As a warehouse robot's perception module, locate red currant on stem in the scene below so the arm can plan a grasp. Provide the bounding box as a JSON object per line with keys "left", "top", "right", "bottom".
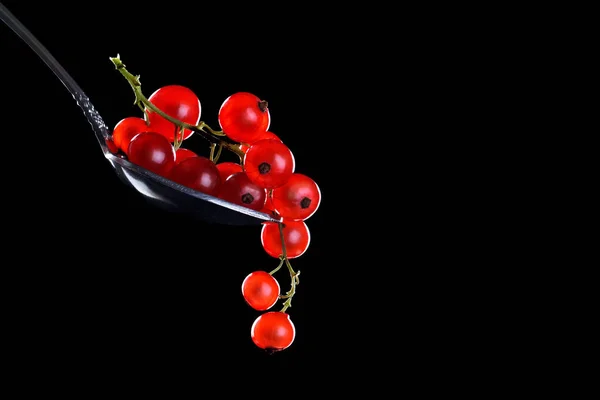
{"left": 272, "top": 173, "right": 321, "bottom": 220}
{"left": 218, "top": 92, "right": 271, "bottom": 143}
{"left": 109, "top": 55, "right": 244, "bottom": 158}
{"left": 251, "top": 311, "right": 295, "bottom": 352}
{"left": 266, "top": 222, "right": 302, "bottom": 312}
{"left": 241, "top": 271, "right": 280, "bottom": 311}
{"left": 219, "top": 172, "right": 267, "bottom": 211}
{"left": 244, "top": 139, "right": 295, "bottom": 189}
{"left": 147, "top": 85, "right": 201, "bottom": 142}
{"left": 262, "top": 219, "right": 310, "bottom": 259}
{"left": 110, "top": 55, "right": 315, "bottom": 352}
{"left": 249, "top": 221, "right": 301, "bottom": 353}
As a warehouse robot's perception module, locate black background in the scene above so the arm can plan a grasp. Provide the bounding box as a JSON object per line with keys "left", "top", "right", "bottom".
{"left": 0, "top": 1, "right": 347, "bottom": 372}
{"left": 0, "top": 0, "right": 514, "bottom": 388}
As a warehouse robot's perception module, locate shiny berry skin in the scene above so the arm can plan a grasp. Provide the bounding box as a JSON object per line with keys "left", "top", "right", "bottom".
{"left": 220, "top": 172, "right": 267, "bottom": 211}
{"left": 175, "top": 148, "right": 197, "bottom": 164}
{"left": 216, "top": 162, "right": 243, "bottom": 182}
{"left": 128, "top": 131, "right": 175, "bottom": 177}
{"left": 218, "top": 92, "right": 270, "bottom": 143}
{"left": 261, "top": 220, "right": 310, "bottom": 259}
{"left": 112, "top": 117, "right": 148, "bottom": 154}
{"left": 147, "top": 85, "right": 201, "bottom": 142}
{"left": 244, "top": 139, "right": 295, "bottom": 189}
{"left": 251, "top": 312, "right": 295, "bottom": 352}
{"left": 168, "top": 156, "right": 221, "bottom": 196}
{"left": 240, "top": 131, "right": 281, "bottom": 154}
{"left": 105, "top": 138, "right": 119, "bottom": 155}
{"left": 241, "top": 271, "right": 280, "bottom": 311}
{"left": 272, "top": 174, "right": 321, "bottom": 220}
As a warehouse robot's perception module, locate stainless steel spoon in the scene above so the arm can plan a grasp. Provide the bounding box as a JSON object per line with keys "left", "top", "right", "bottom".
{"left": 0, "top": 3, "right": 280, "bottom": 226}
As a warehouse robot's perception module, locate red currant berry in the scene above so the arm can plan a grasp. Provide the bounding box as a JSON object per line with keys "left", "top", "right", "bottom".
{"left": 105, "top": 138, "right": 119, "bottom": 155}
{"left": 218, "top": 92, "right": 270, "bottom": 143}
{"left": 261, "top": 220, "right": 310, "bottom": 259}
{"left": 168, "top": 156, "right": 221, "bottom": 196}
{"left": 175, "top": 148, "right": 197, "bottom": 164}
{"left": 128, "top": 131, "right": 175, "bottom": 177}
{"left": 219, "top": 172, "right": 267, "bottom": 211}
{"left": 240, "top": 131, "right": 281, "bottom": 154}
{"left": 147, "top": 85, "right": 201, "bottom": 142}
{"left": 272, "top": 174, "right": 321, "bottom": 220}
{"left": 244, "top": 139, "right": 295, "bottom": 189}
{"left": 216, "top": 162, "right": 243, "bottom": 182}
{"left": 251, "top": 312, "right": 295, "bottom": 352}
{"left": 241, "top": 271, "right": 280, "bottom": 311}
{"left": 112, "top": 117, "right": 148, "bottom": 154}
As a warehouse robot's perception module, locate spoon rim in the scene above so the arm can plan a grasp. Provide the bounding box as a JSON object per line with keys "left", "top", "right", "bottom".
{"left": 102, "top": 145, "right": 281, "bottom": 224}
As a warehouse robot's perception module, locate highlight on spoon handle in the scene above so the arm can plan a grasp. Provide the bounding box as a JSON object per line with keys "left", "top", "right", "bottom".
{"left": 0, "top": 2, "right": 110, "bottom": 147}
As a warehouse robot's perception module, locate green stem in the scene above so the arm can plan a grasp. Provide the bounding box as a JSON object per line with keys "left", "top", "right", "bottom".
{"left": 198, "top": 121, "right": 226, "bottom": 137}
{"left": 276, "top": 222, "right": 300, "bottom": 312}
{"left": 213, "top": 145, "right": 223, "bottom": 163}
{"left": 137, "top": 102, "right": 150, "bottom": 123}
{"left": 285, "top": 258, "right": 297, "bottom": 277}
{"left": 173, "top": 126, "right": 185, "bottom": 151}
{"left": 269, "top": 256, "right": 285, "bottom": 275}
{"left": 109, "top": 55, "right": 243, "bottom": 157}
{"left": 278, "top": 222, "right": 287, "bottom": 259}
{"left": 280, "top": 270, "right": 300, "bottom": 312}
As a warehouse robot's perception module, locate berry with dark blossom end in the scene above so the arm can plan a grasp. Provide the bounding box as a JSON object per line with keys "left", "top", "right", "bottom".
{"left": 218, "top": 92, "right": 270, "bottom": 143}
{"left": 244, "top": 139, "right": 295, "bottom": 189}
{"left": 108, "top": 56, "right": 322, "bottom": 353}
{"left": 219, "top": 172, "right": 267, "bottom": 211}
{"left": 272, "top": 173, "right": 321, "bottom": 221}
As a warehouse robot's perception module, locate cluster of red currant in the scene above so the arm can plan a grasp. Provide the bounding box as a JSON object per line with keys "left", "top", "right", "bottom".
{"left": 106, "top": 55, "right": 320, "bottom": 353}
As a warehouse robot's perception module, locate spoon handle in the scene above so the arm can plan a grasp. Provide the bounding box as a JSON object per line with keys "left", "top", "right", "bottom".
{"left": 0, "top": 3, "right": 110, "bottom": 146}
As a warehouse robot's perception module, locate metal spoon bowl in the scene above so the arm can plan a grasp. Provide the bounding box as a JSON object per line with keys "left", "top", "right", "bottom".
{"left": 0, "top": 3, "right": 280, "bottom": 226}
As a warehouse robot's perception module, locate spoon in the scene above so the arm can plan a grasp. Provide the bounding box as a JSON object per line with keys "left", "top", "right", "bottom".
{"left": 0, "top": 3, "right": 280, "bottom": 226}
